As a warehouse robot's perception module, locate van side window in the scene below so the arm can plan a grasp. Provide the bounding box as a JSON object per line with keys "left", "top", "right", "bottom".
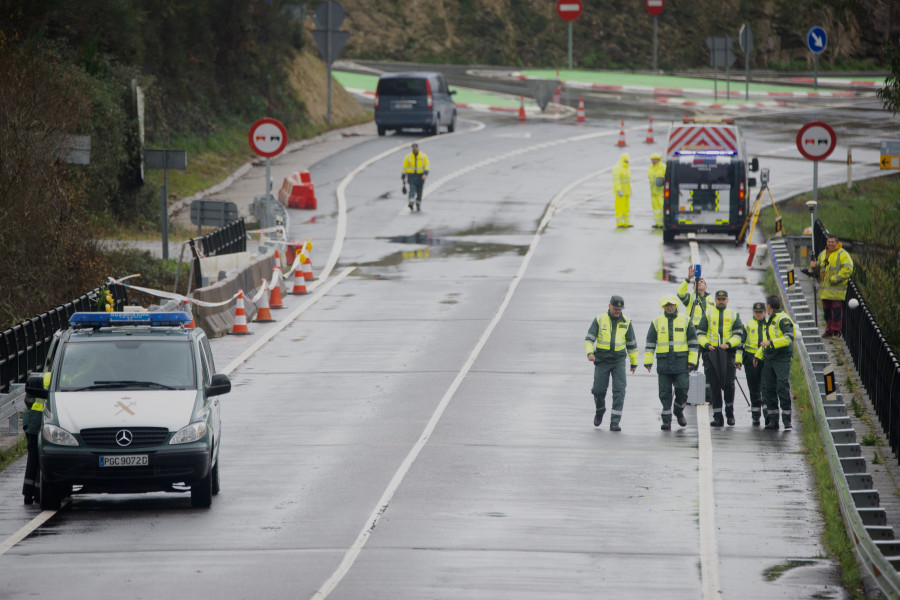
{"left": 437, "top": 76, "right": 449, "bottom": 94}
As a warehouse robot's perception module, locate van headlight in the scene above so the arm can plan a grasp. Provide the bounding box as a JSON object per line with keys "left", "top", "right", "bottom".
{"left": 42, "top": 424, "right": 79, "bottom": 446}
{"left": 170, "top": 422, "right": 208, "bottom": 445}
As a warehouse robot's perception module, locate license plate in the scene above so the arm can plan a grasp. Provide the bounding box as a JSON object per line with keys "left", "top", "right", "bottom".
{"left": 392, "top": 101, "right": 414, "bottom": 109}
{"left": 99, "top": 455, "right": 148, "bottom": 467}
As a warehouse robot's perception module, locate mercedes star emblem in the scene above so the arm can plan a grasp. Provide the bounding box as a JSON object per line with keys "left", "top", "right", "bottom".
{"left": 115, "top": 429, "right": 134, "bottom": 447}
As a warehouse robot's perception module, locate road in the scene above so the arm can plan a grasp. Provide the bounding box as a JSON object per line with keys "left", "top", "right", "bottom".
{"left": 1, "top": 83, "right": 895, "bottom": 599}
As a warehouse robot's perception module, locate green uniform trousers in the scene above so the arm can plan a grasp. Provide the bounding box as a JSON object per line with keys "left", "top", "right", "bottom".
{"left": 657, "top": 372, "right": 689, "bottom": 424}
{"left": 761, "top": 355, "right": 792, "bottom": 426}
{"left": 592, "top": 360, "right": 627, "bottom": 425}
{"left": 743, "top": 352, "right": 765, "bottom": 422}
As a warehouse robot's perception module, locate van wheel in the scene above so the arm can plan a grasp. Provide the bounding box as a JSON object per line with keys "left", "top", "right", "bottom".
{"left": 40, "top": 474, "right": 63, "bottom": 510}
{"left": 211, "top": 460, "right": 220, "bottom": 495}
{"left": 448, "top": 115, "right": 456, "bottom": 133}
{"left": 377, "top": 126, "right": 385, "bottom": 136}
{"left": 663, "top": 230, "right": 675, "bottom": 244}
{"left": 191, "top": 465, "right": 213, "bottom": 508}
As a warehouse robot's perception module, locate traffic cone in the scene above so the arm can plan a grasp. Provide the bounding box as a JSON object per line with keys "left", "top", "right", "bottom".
{"left": 645, "top": 118, "right": 655, "bottom": 144}
{"left": 255, "top": 279, "right": 275, "bottom": 322}
{"left": 616, "top": 120, "right": 627, "bottom": 147}
{"left": 518, "top": 96, "right": 526, "bottom": 124}
{"left": 229, "top": 290, "right": 252, "bottom": 335}
{"left": 301, "top": 253, "right": 314, "bottom": 281}
{"left": 182, "top": 302, "right": 196, "bottom": 329}
{"left": 291, "top": 261, "right": 308, "bottom": 294}
{"left": 576, "top": 97, "right": 585, "bottom": 123}
{"left": 269, "top": 251, "right": 285, "bottom": 309}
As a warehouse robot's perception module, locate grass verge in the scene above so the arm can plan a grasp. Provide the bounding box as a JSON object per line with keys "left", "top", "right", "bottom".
{"left": 0, "top": 435, "right": 26, "bottom": 472}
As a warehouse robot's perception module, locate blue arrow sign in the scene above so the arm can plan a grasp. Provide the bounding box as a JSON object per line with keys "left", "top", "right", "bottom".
{"left": 807, "top": 26, "right": 827, "bottom": 54}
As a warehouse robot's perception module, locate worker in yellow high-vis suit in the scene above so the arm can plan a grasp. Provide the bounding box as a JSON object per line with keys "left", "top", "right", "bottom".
{"left": 647, "top": 153, "right": 665, "bottom": 228}
{"left": 612, "top": 153, "right": 633, "bottom": 228}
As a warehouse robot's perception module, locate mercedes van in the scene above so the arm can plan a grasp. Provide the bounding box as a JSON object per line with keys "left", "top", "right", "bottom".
{"left": 374, "top": 72, "right": 457, "bottom": 136}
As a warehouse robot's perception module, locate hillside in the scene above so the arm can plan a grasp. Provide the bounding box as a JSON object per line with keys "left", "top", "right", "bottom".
{"left": 336, "top": 0, "right": 897, "bottom": 71}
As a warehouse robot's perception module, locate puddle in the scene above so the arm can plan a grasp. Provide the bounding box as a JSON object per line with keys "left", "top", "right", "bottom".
{"left": 353, "top": 227, "right": 528, "bottom": 269}
{"left": 762, "top": 559, "right": 817, "bottom": 582}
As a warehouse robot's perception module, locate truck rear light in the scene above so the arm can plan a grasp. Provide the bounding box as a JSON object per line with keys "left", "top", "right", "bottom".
{"left": 664, "top": 178, "right": 670, "bottom": 199}
{"left": 426, "top": 79, "right": 433, "bottom": 109}
{"left": 374, "top": 92, "right": 379, "bottom": 109}
{"left": 738, "top": 179, "right": 745, "bottom": 200}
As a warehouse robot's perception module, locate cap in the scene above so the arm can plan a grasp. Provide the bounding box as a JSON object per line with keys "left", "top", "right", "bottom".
{"left": 609, "top": 295, "right": 625, "bottom": 309}
{"left": 659, "top": 295, "right": 679, "bottom": 307}
{"left": 715, "top": 290, "right": 728, "bottom": 299}
{"left": 753, "top": 302, "right": 765, "bottom": 311}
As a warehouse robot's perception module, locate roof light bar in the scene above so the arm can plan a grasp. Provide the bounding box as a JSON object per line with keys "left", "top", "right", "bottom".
{"left": 70, "top": 312, "right": 191, "bottom": 328}
{"left": 674, "top": 149, "right": 738, "bottom": 156}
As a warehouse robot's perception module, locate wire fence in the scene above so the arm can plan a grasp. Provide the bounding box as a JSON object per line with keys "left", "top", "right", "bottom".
{"left": 188, "top": 218, "right": 247, "bottom": 289}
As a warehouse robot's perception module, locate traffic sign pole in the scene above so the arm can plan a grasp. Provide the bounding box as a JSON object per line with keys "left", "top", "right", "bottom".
{"left": 568, "top": 21, "right": 573, "bottom": 70}
{"left": 653, "top": 16, "right": 658, "bottom": 71}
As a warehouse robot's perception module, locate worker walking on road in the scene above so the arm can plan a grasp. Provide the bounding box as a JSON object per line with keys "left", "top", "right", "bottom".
{"left": 647, "top": 153, "right": 665, "bottom": 228}
{"left": 401, "top": 142, "right": 430, "bottom": 212}
{"left": 810, "top": 233, "right": 854, "bottom": 338}
{"left": 697, "top": 290, "right": 743, "bottom": 427}
{"left": 612, "top": 153, "right": 633, "bottom": 228}
{"left": 742, "top": 302, "right": 767, "bottom": 426}
{"left": 643, "top": 296, "right": 699, "bottom": 430}
{"left": 584, "top": 295, "right": 639, "bottom": 431}
{"left": 755, "top": 295, "right": 796, "bottom": 430}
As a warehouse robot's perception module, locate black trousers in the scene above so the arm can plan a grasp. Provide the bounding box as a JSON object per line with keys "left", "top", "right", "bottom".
{"left": 22, "top": 433, "right": 40, "bottom": 499}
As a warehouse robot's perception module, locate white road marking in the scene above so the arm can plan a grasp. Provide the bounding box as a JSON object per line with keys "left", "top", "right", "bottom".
{"left": 697, "top": 403, "right": 721, "bottom": 598}
{"left": 0, "top": 500, "right": 68, "bottom": 556}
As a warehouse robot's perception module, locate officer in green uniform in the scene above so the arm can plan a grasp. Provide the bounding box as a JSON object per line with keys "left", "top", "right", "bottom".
{"left": 697, "top": 290, "right": 743, "bottom": 427}
{"left": 643, "top": 296, "right": 699, "bottom": 430}
{"left": 755, "top": 295, "right": 796, "bottom": 430}
{"left": 741, "top": 302, "right": 767, "bottom": 426}
{"left": 22, "top": 372, "right": 50, "bottom": 504}
{"left": 584, "top": 295, "right": 638, "bottom": 431}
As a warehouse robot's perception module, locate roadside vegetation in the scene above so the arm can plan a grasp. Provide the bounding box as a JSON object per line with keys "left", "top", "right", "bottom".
{"left": 758, "top": 173, "right": 900, "bottom": 353}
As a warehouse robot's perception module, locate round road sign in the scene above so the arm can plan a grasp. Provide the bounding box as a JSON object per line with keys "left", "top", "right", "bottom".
{"left": 796, "top": 121, "right": 836, "bottom": 161}
{"left": 249, "top": 118, "right": 288, "bottom": 158}
{"left": 556, "top": 0, "right": 582, "bottom": 21}
{"left": 646, "top": 0, "right": 664, "bottom": 17}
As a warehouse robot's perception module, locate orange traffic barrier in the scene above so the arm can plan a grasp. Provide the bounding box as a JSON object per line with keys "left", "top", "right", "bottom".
{"left": 229, "top": 290, "right": 252, "bottom": 335}
{"left": 518, "top": 96, "right": 526, "bottom": 124}
{"left": 576, "top": 97, "right": 585, "bottom": 123}
{"left": 616, "top": 120, "right": 627, "bottom": 147}
{"left": 278, "top": 171, "right": 317, "bottom": 209}
{"left": 645, "top": 118, "right": 655, "bottom": 144}
{"left": 255, "top": 279, "right": 275, "bottom": 322}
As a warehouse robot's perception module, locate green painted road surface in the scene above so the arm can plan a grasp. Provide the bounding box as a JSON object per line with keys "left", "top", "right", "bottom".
{"left": 333, "top": 71, "right": 524, "bottom": 109}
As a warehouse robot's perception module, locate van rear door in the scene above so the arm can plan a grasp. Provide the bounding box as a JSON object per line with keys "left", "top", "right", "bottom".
{"left": 671, "top": 154, "right": 738, "bottom": 228}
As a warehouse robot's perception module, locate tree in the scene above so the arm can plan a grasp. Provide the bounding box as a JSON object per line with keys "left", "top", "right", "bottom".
{"left": 877, "top": 42, "right": 900, "bottom": 115}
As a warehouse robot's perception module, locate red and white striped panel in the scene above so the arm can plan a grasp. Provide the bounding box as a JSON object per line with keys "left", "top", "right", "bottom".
{"left": 665, "top": 126, "right": 738, "bottom": 159}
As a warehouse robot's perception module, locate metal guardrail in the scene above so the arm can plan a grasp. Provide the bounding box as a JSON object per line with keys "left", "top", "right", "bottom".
{"left": 0, "top": 284, "right": 127, "bottom": 394}
{"left": 770, "top": 237, "right": 900, "bottom": 598}
{"left": 0, "top": 384, "right": 25, "bottom": 436}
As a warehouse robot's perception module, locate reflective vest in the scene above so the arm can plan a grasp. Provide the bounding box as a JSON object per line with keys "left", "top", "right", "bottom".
{"left": 402, "top": 151, "right": 430, "bottom": 175}
{"left": 648, "top": 161, "right": 666, "bottom": 197}
{"left": 676, "top": 279, "right": 714, "bottom": 327}
{"left": 644, "top": 313, "right": 698, "bottom": 366}
{"left": 585, "top": 312, "right": 638, "bottom": 365}
{"left": 755, "top": 311, "right": 796, "bottom": 360}
{"left": 743, "top": 318, "right": 765, "bottom": 355}
{"left": 698, "top": 307, "right": 742, "bottom": 348}
{"left": 816, "top": 246, "right": 853, "bottom": 300}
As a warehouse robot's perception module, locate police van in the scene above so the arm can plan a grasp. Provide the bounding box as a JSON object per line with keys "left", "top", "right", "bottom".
{"left": 662, "top": 118, "right": 759, "bottom": 243}
{"left": 26, "top": 310, "right": 230, "bottom": 509}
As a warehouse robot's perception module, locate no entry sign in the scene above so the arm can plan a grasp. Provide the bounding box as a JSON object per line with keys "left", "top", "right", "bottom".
{"left": 646, "top": 0, "right": 664, "bottom": 16}
{"left": 796, "top": 121, "right": 836, "bottom": 161}
{"left": 249, "top": 118, "right": 288, "bottom": 158}
{"left": 556, "top": 0, "right": 582, "bottom": 21}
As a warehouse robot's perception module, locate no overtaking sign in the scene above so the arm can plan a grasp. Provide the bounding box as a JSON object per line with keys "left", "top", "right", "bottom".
{"left": 249, "top": 118, "right": 288, "bottom": 158}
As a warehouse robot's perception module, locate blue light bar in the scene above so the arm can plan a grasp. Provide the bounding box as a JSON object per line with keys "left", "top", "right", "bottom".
{"left": 70, "top": 312, "right": 192, "bottom": 327}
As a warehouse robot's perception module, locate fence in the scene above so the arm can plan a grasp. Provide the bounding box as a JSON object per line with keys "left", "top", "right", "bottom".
{"left": 0, "top": 284, "right": 128, "bottom": 394}
{"left": 814, "top": 220, "right": 900, "bottom": 463}
{"left": 188, "top": 218, "right": 247, "bottom": 289}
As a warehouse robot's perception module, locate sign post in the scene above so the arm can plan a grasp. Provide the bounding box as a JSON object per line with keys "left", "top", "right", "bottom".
{"left": 311, "top": 1, "right": 349, "bottom": 125}
{"left": 739, "top": 24, "right": 754, "bottom": 100}
{"left": 556, "top": 0, "right": 582, "bottom": 70}
{"left": 796, "top": 121, "right": 837, "bottom": 203}
{"left": 646, "top": 0, "right": 665, "bottom": 71}
{"left": 248, "top": 118, "right": 288, "bottom": 202}
{"left": 706, "top": 37, "right": 735, "bottom": 102}
{"left": 806, "top": 26, "right": 827, "bottom": 90}
{"left": 144, "top": 149, "right": 187, "bottom": 260}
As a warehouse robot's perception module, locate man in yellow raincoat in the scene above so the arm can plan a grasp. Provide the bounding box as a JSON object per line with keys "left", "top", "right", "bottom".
{"left": 612, "top": 153, "right": 633, "bottom": 228}
{"left": 647, "top": 153, "right": 665, "bottom": 228}
{"left": 810, "top": 233, "right": 854, "bottom": 338}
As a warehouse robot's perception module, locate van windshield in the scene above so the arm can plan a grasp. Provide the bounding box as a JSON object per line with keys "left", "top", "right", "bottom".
{"left": 58, "top": 340, "right": 195, "bottom": 391}
{"left": 378, "top": 78, "right": 428, "bottom": 96}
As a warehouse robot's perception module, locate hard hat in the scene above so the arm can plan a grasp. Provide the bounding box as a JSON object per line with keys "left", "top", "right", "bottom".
{"left": 659, "top": 296, "right": 679, "bottom": 307}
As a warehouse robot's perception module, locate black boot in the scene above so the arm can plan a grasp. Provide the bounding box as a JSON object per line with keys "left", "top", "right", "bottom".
{"left": 593, "top": 410, "right": 605, "bottom": 427}
{"left": 710, "top": 415, "right": 724, "bottom": 427}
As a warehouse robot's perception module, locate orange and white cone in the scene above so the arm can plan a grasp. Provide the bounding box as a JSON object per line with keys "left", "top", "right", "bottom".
{"left": 270, "top": 251, "right": 285, "bottom": 309}
{"left": 616, "top": 120, "right": 627, "bottom": 147}
{"left": 576, "top": 97, "right": 585, "bottom": 123}
{"left": 645, "top": 118, "right": 655, "bottom": 144}
{"left": 291, "top": 261, "right": 308, "bottom": 294}
{"left": 182, "top": 302, "right": 196, "bottom": 329}
{"left": 518, "top": 96, "right": 526, "bottom": 124}
{"left": 229, "top": 290, "right": 252, "bottom": 335}
{"left": 301, "top": 253, "right": 314, "bottom": 281}
{"left": 255, "top": 279, "right": 275, "bottom": 322}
